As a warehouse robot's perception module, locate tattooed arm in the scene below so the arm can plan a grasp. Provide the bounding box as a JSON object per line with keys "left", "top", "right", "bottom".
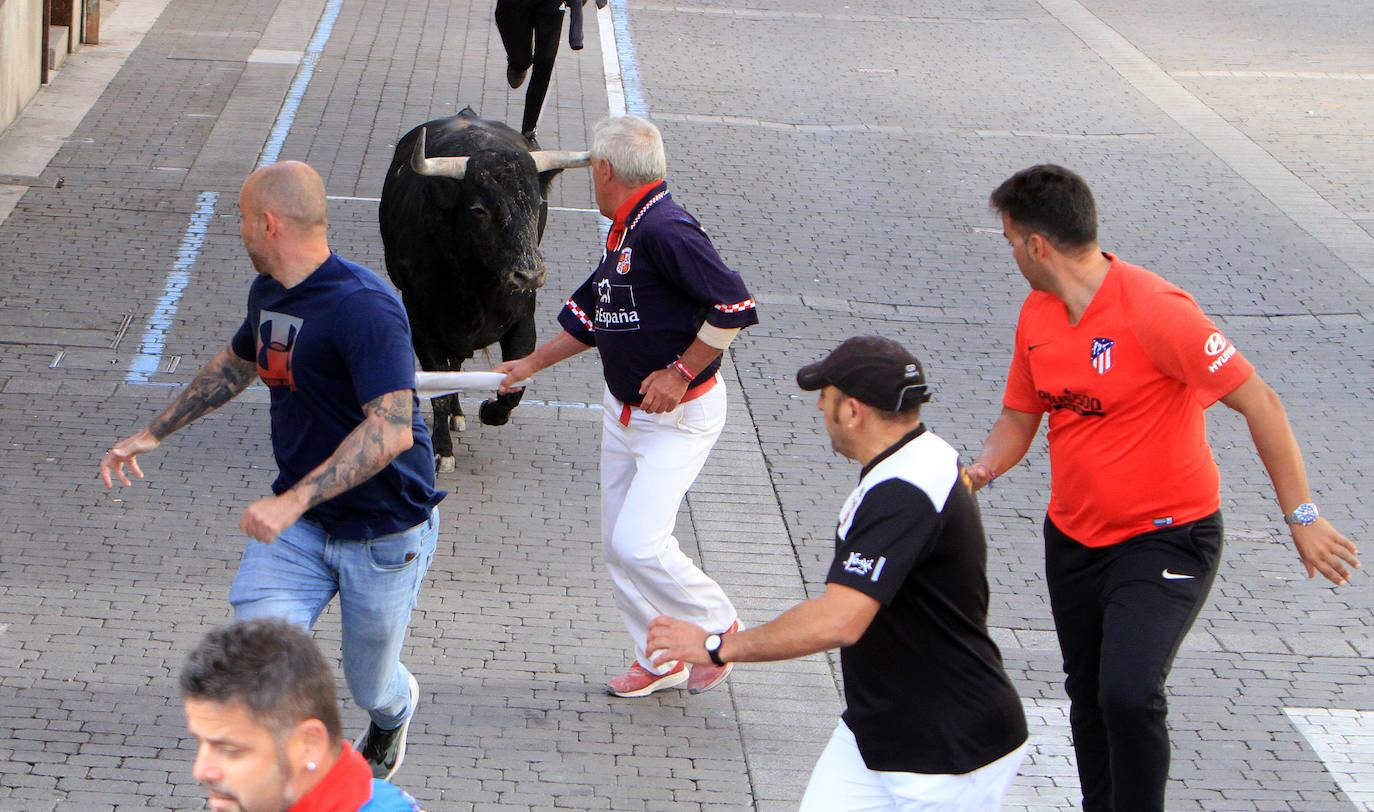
{"left": 237, "top": 388, "right": 416, "bottom": 543}
{"left": 101, "top": 346, "right": 259, "bottom": 488}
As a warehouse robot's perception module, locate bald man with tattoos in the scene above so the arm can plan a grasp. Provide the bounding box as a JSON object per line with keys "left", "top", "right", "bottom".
{"left": 100, "top": 161, "right": 444, "bottom": 782}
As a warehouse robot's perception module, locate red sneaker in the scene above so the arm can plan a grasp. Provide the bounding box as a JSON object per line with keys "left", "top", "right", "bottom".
{"left": 687, "top": 619, "right": 743, "bottom": 695}
{"left": 606, "top": 660, "right": 688, "bottom": 698}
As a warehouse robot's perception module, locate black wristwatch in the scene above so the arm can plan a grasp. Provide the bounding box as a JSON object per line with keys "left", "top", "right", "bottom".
{"left": 704, "top": 633, "right": 726, "bottom": 667}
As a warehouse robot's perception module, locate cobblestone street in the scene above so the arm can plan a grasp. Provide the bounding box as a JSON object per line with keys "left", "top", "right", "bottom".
{"left": 1, "top": 0, "right": 1371, "bottom": 808}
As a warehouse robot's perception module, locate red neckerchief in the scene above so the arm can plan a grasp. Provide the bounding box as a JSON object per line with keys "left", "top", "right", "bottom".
{"left": 604, "top": 181, "right": 664, "bottom": 251}
{"left": 288, "top": 742, "right": 373, "bottom": 812}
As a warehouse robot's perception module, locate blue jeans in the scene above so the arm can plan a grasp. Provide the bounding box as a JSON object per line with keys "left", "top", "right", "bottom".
{"left": 229, "top": 507, "right": 439, "bottom": 729}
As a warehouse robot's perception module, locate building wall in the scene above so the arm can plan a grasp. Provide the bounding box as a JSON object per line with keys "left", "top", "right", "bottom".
{"left": 0, "top": 0, "right": 44, "bottom": 133}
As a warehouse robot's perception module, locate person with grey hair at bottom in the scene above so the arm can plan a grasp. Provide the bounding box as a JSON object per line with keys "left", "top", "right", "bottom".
{"left": 181, "top": 618, "right": 422, "bottom": 811}
{"left": 648, "top": 336, "right": 1028, "bottom": 810}
{"left": 495, "top": 115, "right": 759, "bottom": 698}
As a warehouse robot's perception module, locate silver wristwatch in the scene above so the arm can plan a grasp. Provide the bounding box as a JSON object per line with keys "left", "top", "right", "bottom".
{"left": 1283, "top": 502, "right": 1318, "bottom": 526}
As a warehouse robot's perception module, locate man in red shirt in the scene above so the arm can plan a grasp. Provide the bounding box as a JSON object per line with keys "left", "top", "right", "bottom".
{"left": 968, "top": 164, "right": 1360, "bottom": 811}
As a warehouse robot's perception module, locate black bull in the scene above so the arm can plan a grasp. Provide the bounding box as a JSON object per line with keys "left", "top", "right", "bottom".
{"left": 379, "top": 108, "right": 589, "bottom": 472}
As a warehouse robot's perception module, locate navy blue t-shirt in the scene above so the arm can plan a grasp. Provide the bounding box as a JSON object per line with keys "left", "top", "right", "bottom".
{"left": 231, "top": 253, "right": 442, "bottom": 538}
{"left": 558, "top": 184, "right": 758, "bottom": 404}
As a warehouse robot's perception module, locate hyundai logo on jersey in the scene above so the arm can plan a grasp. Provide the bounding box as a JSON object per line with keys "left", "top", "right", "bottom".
{"left": 1204, "top": 331, "right": 1228, "bottom": 355}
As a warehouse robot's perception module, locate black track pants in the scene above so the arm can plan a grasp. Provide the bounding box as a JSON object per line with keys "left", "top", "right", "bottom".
{"left": 494, "top": 0, "right": 565, "bottom": 134}
{"left": 1045, "top": 512, "right": 1223, "bottom": 812}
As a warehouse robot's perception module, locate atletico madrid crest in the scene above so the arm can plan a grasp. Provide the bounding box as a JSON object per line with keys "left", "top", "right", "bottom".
{"left": 615, "top": 248, "right": 633, "bottom": 275}
{"left": 1091, "top": 337, "right": 1114, "bottom": 375}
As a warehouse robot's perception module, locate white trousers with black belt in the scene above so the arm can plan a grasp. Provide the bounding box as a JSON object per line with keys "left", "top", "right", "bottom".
{"left": 600, "top": 379, "right": 737, "bottom": 674}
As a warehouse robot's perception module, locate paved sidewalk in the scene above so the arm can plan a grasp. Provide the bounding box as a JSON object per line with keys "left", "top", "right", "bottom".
{"left": 0, "top": 0, "right": 1371, "bottom": 809}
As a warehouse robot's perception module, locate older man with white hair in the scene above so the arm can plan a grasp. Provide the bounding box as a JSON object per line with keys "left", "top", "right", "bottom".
{"left": 497, "top": 116, "right": 759, "bottom": 697}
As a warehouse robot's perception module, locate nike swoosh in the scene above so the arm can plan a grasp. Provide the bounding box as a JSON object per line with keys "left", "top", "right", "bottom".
{"left": 1028, "top": 343, "right": 1048, "bottom": 351}
{"left": 1161, "top": 569, "right": 1194, "bottom": 580}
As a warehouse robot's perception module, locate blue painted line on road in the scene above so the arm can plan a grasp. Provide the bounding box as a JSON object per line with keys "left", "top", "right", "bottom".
{"left": 260, "top": 0, "right": 344, "bottom": 166}
{"left": 608, "top": 1, "right": 647, "bottom": 117}
{"left": 129, "top": 4, "right": 625, "bottom": 390}
{"left": 125, "top": 191, "right": 219, "bottom": 383}
{"left": 126, "top": 0, "right": 343, "bottom": 383}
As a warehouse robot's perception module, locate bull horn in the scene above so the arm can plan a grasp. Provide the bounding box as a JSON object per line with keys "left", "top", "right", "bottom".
{"left": 409, "top": 127, "right": 470, "bottom": 179}
{"left": 531, "top": 150, "right": 591, "bottom": 173}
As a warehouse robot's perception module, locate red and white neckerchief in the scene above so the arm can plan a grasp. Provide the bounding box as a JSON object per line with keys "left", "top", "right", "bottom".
{"left": 605, "top": 186, "right": 668, "bottom": 252}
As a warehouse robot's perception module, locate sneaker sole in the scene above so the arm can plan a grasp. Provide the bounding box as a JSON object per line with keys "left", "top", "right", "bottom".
{"left": 606, "top": 666, "right": 688, "bottom": 698}
{"left": 387, "top": 673, "right": 423, "bottom": 780}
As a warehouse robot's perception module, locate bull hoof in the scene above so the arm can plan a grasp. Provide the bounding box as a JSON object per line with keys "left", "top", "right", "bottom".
{"left": 478, "top": 399, "right": 511, "bottom": 426}
{"left": 448, "top": 414, "right": 467, "bottom": 432}
{"left": 435, "top": 455, "right": 456, "bottom": 473}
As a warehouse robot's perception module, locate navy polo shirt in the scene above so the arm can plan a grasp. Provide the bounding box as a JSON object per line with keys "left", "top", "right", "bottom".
{"left": 558, "top": 183, "right": 758, "bottom": 405}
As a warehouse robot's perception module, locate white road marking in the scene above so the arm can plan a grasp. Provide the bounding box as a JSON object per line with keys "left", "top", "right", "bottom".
{"left": 1285, "top": 708, "right": 1374, "bottom": 810}
{"left": 326, "top": 196, "right": 600, "bottom": 216}
{"left": 1173, "top": 70, "right": 1374, "bottom": 81}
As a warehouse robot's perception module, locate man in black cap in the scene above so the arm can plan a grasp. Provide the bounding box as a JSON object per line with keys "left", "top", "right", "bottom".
{"left": 647, "top": 336, "right": 1028, "bottom": 810}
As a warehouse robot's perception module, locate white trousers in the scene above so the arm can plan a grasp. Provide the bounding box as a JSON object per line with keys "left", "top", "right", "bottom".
{"left": 600, "top": 380, "right": 737, "bottom": 673}
{"left": 799, "top": 721, "right": 1027, "bottom": 812}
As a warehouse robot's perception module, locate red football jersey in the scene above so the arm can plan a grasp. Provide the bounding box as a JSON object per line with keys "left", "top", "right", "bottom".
{"left": 1003, "top": 254, "right": 1255, "bottom": 547}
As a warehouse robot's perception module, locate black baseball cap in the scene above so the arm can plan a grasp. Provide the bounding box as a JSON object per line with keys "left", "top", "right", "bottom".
{"left": 796, "top": 336, "right": 932, "bottom": 412}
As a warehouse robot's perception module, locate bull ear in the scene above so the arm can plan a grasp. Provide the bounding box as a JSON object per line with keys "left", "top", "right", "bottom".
{"left": 530, "top": 150, "right": 591, "bottom": 173}
{"left": 410, "top": 127, "right": 470, "bottom": 179}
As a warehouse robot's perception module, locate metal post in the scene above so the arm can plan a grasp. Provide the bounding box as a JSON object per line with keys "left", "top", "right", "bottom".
{"left": 41, "top": 0, "right": 50, "bottom": 84}
{"left": 83, "top": 0, "right": 98, "bottom": 43}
